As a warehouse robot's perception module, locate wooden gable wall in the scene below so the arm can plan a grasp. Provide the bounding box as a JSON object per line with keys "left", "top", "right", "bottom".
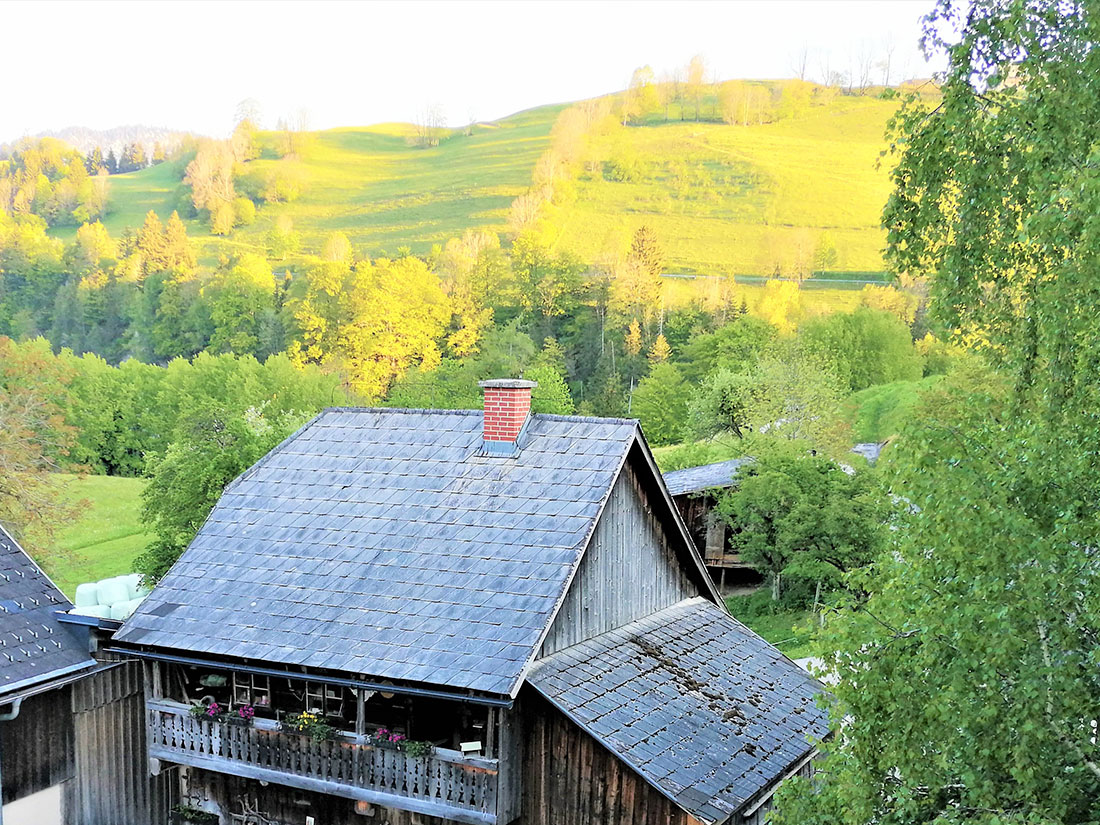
{"left": 539, "top": 456, "right": 701, "bottom": 657}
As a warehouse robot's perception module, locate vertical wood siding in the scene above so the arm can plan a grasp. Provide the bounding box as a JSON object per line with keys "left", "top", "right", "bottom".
{"left": 738, "top": 757, "right": 816, "bottom": 825}
{"left": 66, "top": 662, "right": 174, "bottom": 825}
{"left": 495, "top": 703, "right": 523, "bottom": 824}
{"left": 520, "top": 691, "right": 702, "bottom": 825}
{"left": 0, "top": 686, "right": 74, "bottom": 804}
{"left": 540, "top": 460, "right": 699, "bottom": 656}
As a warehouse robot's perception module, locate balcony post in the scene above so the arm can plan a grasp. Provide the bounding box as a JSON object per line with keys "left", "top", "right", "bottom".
{"left": 485, "top": 708, "right": 496, "bottom": 759}
{"left": 143, "top": 661, "right": 161, "bottom": 777}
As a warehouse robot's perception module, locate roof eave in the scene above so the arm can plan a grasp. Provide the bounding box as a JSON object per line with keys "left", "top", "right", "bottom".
{"left": 630, "top": 429, "right": 724, "bottom": 607}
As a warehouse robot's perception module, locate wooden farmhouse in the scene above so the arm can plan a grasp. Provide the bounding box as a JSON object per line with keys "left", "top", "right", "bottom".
{"left": 0, "top": 527, "right": 171, "bottom": 825}
{"left": 111, "top": 379, "right": 829, "bottom": 825}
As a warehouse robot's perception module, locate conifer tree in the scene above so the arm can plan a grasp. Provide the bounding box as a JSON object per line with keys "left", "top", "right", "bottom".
{"left": 648, "top": 332, "right": 671, "bottom": 363}
{"left": 163, "top": 211, "right": 195, "bottom": 272}
{"left": 624, "top": 319, "right": 643, "bottom": 357}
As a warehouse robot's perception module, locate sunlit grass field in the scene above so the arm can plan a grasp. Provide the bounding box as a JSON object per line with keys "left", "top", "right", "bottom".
{"left": 44, "top": 474, "right": 151, "bottom": 599}
{"left": 57, "top": 85, "right": 906, "bottom": 301}
{"left": 542, "top": 93, "right": 898, "bottom": 276}
{"left": 75, "top": 105, "right": 564, "bottom": 263}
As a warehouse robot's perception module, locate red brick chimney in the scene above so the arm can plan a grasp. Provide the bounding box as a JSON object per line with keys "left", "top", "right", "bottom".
{"left": 479, "top": 378, "right": 538, "bottom": 454}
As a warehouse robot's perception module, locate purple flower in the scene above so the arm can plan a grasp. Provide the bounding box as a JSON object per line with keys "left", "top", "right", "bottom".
{"left": 206, "top": 702, "right": 220, "bottom": 717}
{"left": 238, "top": 705, "right": 255, "bottom": 720}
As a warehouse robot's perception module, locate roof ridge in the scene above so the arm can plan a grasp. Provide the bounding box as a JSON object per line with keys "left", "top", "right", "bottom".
{"left": 535, "top": 413, "right": 640, "bottom": 426}
{"left": 323, "top": 406, "right": 481, "bottom": 416}
{"left": 320, "top": 406, "right": 641, "bottom": 427}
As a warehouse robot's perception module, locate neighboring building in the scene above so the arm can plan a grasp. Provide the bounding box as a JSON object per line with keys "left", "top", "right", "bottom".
{"left": 664, "top": 459, "right": 752, "bottom": 589}
{"left": 0, "top": 527, "right": 172, "bottom": 825}
{"left": 114, "top": 380, "right": 829, "bottom": 825}
{"left": 0, "top": 526, "right": 97, "bottom": 825}
{"left": 666, "top": 444, "right": 885, "bottom": 589}
{"left": 850, "top": 442, "right": 885, "bottom": 465}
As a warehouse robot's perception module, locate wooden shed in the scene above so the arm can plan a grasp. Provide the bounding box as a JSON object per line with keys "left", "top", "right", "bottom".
{"left": 112, "top": 380, "right": 828, "bottom": 824}
{"left": 663, "top": 459, "right": 756, "bottom": 589}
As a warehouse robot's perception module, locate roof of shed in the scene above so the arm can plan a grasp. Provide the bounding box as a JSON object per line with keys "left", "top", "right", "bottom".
{"left": 850, "top": 442, "right": 885, "bottom": 464}
{"left": 527, "top": 598, "right": 829, "bottom": 824}
{"left": 116, "top": 408, "right": 645, "bottom": 697}
{"left": 0, "top": 527, "right": 95, "bottom": 697}
{"left": 663, "top": 458, "right": 748, "bottom": 496}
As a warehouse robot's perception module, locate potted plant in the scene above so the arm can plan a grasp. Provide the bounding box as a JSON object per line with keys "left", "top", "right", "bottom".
{"left": 369, "top": 728, "right": 433, "bottom": 758}
{"left": 171, "top": 803, "right": 219, "bottom": 824}
{"left": 189, "top": 701, "right": 223, "bottom": 722}
{"left": 282, "top": 711, "right": 337, "bottom": 742}
{"left": 225, "top": 704, "right": 255, "bottom": 727}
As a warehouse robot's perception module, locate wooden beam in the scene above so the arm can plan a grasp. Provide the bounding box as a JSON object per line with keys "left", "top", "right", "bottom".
{"left": 142, "top": 661, "right": 161, "bottom": 777}
{"left": 355, "top": 689, "right": 375, "bottom": 737}
{"left": 485, "top": 707, "right": 496, "bottom": 760}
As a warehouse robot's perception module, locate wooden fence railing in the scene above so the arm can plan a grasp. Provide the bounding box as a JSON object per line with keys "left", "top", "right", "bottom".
{"left": 147, "top": 699, "right": 498, "bottom": 824}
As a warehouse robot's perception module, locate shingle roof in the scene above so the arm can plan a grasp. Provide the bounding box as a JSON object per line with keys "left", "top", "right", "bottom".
{"left": 850, "top": 442, "right": 885, "bottom": 464}
{"left": 0, "top": 526, "right": 95, "bottom": 696}
{"left": 663, "top": 458, "right": 748, "bottom": 496}
{"left": 526, "top": 598, "right": 829, "bottom": 824}
{"left": 117, "top": 408, "right": 641, "bottom": 697}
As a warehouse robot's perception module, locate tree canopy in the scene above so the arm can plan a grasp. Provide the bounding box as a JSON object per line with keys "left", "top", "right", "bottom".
{"left": 776, "top": 1, "right": 1100, "bottom": 822}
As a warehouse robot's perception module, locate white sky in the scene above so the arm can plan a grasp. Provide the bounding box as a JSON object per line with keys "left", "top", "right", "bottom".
{"left": 3, "top": 0, "right": 938, "bottom": 139}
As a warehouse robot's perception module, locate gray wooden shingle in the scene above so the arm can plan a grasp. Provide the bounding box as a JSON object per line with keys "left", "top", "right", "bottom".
{"left": 663, "top": 459, "right": 749, "bottom": 496}
{"left": 0, "top": 526, "right": 94, "bottom": 696}
{"left": 527, "top": 597, "right": 829, "bottom": 823}
{"left": 117, "top": 408, "right": 639, "bottom": 697}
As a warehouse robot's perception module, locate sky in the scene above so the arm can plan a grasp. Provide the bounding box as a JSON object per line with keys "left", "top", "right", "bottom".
{"left": 3, "top": 0, "right": 939, "bottom": 140}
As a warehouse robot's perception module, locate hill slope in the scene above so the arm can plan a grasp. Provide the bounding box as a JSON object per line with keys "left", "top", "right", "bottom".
{"left": 74, "top": 105, "right": 564, "bottom": 262}
{"left": 63, "top": 85, "right": 902, "bottom": 276}
{"left": 541, "top": 93, "right": 898, "bottom": 276}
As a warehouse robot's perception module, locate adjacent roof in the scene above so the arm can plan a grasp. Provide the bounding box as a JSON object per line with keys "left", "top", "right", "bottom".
{"left": 0, "top": 526, "right": 95, "bottom": 697}
{"left": 663, "top": 458, "right": 748, "bottom": 497}
{"left": 117, "top": 408, "right": 643, "bottom": 697}
{"left": 527, "top": 598, "right": 828, "bottom": 824}
{"left": 850, "top": 442, "right": 885, "bottom": 464}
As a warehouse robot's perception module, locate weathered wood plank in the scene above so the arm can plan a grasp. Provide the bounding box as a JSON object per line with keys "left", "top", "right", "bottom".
{"left": 147, "top": 699, "right": 497, "bottom": 823}
{"left": 541, "top": 462, "right": 699, "bottom": 657}
{"left": 521, "top": 690, "right": 695, "bottom": 825}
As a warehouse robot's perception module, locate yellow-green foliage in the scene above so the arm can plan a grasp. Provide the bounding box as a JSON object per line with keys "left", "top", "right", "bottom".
{"left": 539, "top": 86, "right": 899, "bottom": 276}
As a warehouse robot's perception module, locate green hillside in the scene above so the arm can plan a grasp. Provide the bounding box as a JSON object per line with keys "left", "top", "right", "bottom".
{"left": 65, "top": 84, "right": 901, "bottom": 280}
{"left": 541, "top": 93, "right": 898, "bottom": 276}
{"left": 65, "top": 105, "right": 564, "bottom": 262}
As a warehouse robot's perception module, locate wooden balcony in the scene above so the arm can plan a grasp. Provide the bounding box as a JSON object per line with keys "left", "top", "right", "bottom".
{"left": 147, "top": 699, "right": 499, "bottom": 825}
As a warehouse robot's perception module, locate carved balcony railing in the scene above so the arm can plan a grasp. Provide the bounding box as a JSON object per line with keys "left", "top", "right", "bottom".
{"left": 147, "top": 699, "right": 498, "bottom": 825}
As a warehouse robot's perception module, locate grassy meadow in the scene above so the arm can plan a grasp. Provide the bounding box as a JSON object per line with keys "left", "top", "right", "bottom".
{"left": 64, "top": 84, "right": 902, "bottom": 286}
{"left": 69, "top": 105, "right": 564, "bottom": 263}
{"left": 542, "top": 92, "right": 899, "bottom": 277}
{"left": 46, "top": 474, "right": 151, "bottom": 599}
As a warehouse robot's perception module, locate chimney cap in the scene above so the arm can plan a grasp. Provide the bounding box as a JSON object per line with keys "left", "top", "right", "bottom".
{"left": 478, "top": 379, "right": 538, "bottom": 390}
